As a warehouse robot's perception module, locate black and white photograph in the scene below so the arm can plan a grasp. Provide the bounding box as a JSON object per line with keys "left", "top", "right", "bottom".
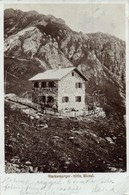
{"left": 4, "top": 3, "right": 126, "bottom": 173}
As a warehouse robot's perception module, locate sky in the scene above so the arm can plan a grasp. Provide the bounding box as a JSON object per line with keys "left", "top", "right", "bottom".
{"left": 4, "top": 3, "right": 126, "bottom": 40}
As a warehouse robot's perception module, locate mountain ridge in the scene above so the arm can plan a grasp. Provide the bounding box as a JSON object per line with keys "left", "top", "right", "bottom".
{"left": 4, "top": 8, "right": 126, "bottom": 115}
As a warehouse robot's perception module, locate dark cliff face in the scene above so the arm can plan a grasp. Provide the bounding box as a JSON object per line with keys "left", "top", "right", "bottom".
{"left": 4, "top": 8, "right": 126, "bottom": 115}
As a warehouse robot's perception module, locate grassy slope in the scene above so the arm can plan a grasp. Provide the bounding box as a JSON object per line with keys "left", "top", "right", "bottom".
{"left": 5, "top": 100, "right": 126, "bottom": 173}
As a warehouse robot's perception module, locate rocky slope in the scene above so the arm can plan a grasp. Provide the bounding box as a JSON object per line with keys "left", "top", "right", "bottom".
{"left": 4, "top": 8, "right": 126, "bottom": 115}
{"left": 5, "top": 96, "right": 126, "bottom": 173}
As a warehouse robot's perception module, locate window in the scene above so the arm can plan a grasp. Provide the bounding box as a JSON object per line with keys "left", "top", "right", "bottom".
{"left": 47, "top": 96, "right": 54, "bottom": 103}
{"left": 75, "top": 82, "right": 82, "bottom": 88}
{"left": 72, "top": 72, "right": 74, "bottom": 76}
{"left": 62, "top": 96, "right": 69, "bottom": 103}
{"left": 48, "top": 81, "right": 55, "bottom": 88}
{"left": 76, "top": 96, "right": 81, "bottom": 102}
{"left": 41, "top": 82, "right": 46, "bottom": 88}
{"left": 34, "top": 82, "right": 39, "bottom": 88}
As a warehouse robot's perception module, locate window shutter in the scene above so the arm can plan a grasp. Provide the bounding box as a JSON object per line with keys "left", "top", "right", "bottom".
{"left": 66, "top": 97, "right": 69, "bottom": 102}
{"left": 79, "top": 83, "right": 82, "bottom": 88}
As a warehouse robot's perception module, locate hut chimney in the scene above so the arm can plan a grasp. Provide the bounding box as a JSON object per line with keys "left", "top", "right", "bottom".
{"left": 58, "top": 64, "right": 61, "bottom": 69}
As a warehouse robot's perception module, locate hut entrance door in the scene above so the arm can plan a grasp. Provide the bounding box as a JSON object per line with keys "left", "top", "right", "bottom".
{"left": 47, "top": 96, "right": 54, "bottom": 103}
{"left": 42, "top": 95, "right": 54, "bottom": 107}
{"left": 47, "top": 96, "right": 54, "bottom": 107}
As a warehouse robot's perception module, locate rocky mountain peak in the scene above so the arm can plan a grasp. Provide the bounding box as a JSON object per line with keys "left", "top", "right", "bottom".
{"left": 4, "top": 8, "right": 126, "bottom": 115}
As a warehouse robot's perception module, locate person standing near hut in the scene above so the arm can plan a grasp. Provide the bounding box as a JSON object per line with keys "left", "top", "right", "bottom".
{"left": 41, "top": 102, "right": 46, "bottom": 114}
{"left": 52, "top": 103, "right": 58, "bottom": 115}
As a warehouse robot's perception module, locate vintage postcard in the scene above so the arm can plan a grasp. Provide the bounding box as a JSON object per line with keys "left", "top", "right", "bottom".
{"left": 1, "top": 0, "right": 129, "bottom": 194}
